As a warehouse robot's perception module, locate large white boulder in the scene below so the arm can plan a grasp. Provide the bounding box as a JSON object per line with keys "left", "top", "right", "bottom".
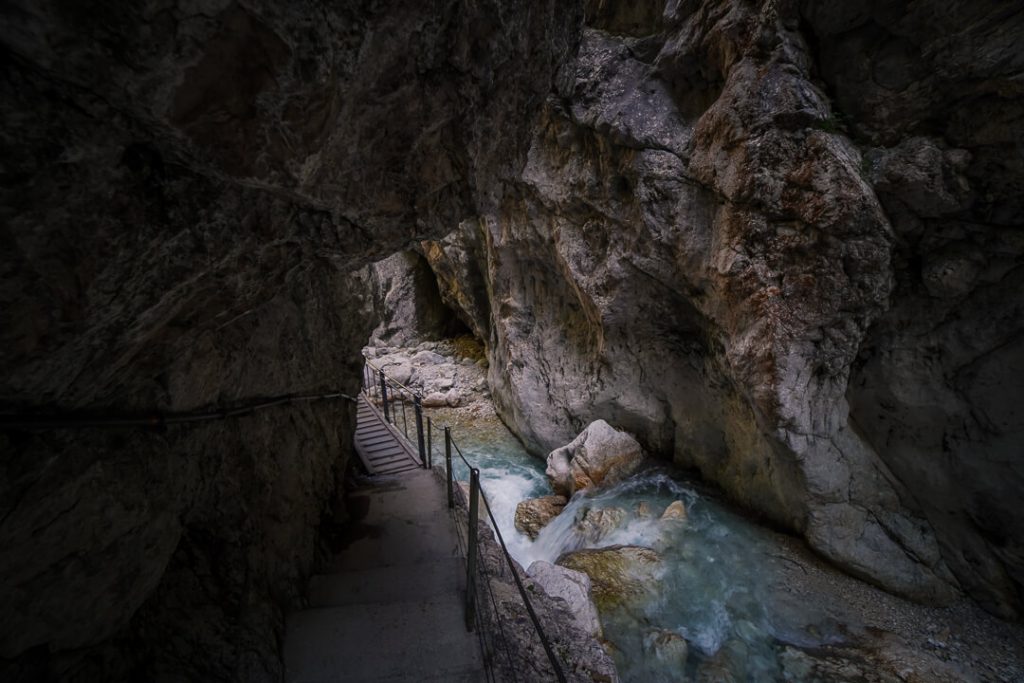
{"left": 545, "top": 420, "right": 644, "bottom": 496}
{"left": 527, "top": 561, "right": 602, "bottom": 638}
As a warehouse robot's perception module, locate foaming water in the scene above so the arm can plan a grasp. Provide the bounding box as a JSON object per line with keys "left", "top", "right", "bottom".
{"left": 438, "top": 410, "right": 844, "bottom": 681}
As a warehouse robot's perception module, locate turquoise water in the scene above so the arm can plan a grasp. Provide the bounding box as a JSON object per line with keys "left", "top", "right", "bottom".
{"left": 431, "top": 410, "right": 845, "bottom": 681}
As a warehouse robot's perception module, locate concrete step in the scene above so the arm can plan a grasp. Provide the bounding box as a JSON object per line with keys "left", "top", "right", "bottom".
{"left": 284, "top": 600, "right": 483, "bottom": 682}
{"left": 326, "top": 513, "right": 462, "bottom": 572}
{"left": 308, "top": 557, "right": 465, "bottom": 607}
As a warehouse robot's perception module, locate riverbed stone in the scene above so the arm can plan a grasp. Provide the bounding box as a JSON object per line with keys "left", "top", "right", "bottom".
{"left": 527, "top": 561, "right": 603, "bottom": 638}
{"left": 382, "top": 362, "right": 413, "bottom": 386}
{"left": 515, "top": 496, "right": 568, "bottom": 539}
{"left": 556, "top": 545, "right": 663, "bottom": 609}
{"left": 660, "top": 501, "right": 688, "bottom": 524}
{"left": 412, "top": 350, "right": 446, "bottom": 366}
{"left": 574, "top": 507, "right": 628, "bottom": 544}
{"left": 546, "top": 420, "right": 644, "bottom": 496}
{"left": 643, "top": 629, "right": 689, "bottom": 670}
{"left": 421, "top": 392, "right": 448, "bottom": 408}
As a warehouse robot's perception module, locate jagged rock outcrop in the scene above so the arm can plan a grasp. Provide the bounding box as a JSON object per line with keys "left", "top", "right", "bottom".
{"left": 0, "top": 0, "right": 581, "bottom": 679}
{"left": 423, "top": 0, "right": 1023, "bottom": 616}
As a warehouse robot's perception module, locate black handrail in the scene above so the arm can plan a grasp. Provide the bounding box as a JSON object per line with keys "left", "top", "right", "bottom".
{"left": 450, "top": 436, "right": 568, "bottom": 683}
{"left": 0, "top": 390, "right": 359, "bottom": 430}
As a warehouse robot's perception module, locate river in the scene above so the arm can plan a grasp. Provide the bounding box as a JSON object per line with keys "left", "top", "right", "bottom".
{"left": 429, "top": 408, "right": 860, "bottom": 681}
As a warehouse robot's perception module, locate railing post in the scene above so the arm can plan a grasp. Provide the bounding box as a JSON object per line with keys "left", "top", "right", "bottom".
{"left": 427, "top": 418, "right": 433, "bottom": 469}
{"left": 400, "top": 397, "right": 408, "bottom": 438}
{"left": 379, "top": 369, "right": 389, "bottom": 421}
{"left": 444, "top": 426, "right": 454, "bottom": 509}
{"left": 414, "top": 395, "right": 426, "bottom": 468}
{"left": 465, "top": 468, "right": 480, "bottom": 632}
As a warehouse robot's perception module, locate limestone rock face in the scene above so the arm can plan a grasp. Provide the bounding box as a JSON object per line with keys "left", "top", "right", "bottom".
{"left": 801, "top": 0, "right": 1024, "bottom": 619}
{"left": 424, "top": 0, "right": 1024, "bottom": 614}
{"left": 527, "top": 560, "right": 603, "bottom": 639}
{"left": 546, "top": 420, "right": 644, "bottom": 496}
{"left": 366, "top": 251, "right": 458, "bottom": 347}
{"left": 0, "top": 0, "right": 581, "bottom": 678}
{"left": 515, "top": 495, "right": 568, "bottom": 540}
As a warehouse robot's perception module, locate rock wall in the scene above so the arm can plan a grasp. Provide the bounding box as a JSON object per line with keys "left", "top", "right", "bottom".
{"left": 0, "top": 0, "right": 580, "bottom": 679}
{"left": 365, "top": 251, "right": 464, "bottom": 347}
{"left": 423, "top": 0, "right": 1023, "bottom": 617}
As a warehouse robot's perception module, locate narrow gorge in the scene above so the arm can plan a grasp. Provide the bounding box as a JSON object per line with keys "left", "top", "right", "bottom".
{"left": 1, "top": 0, "right": 1021, "bottom": 681}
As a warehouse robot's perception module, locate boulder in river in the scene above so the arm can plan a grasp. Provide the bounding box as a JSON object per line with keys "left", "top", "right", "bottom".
{"left": 545, "top": 420, "right": 644, "bottom": 496}
{"left": 556, "top": 545, "right": 663, "bottom": 609}
{"left": 574, "top": 506, "right": 627, "bottom": 544}
{"left": 660, "top": 500, "right": 688, "bottom": 524}
{"left": 643, "top": 628, "right": 688, "bottom": 670}
{"left": 514, "top": 495, "right": 568, "bottom": 539}
{"left": 527, "top": 561, "right": 602, "bottom": 638}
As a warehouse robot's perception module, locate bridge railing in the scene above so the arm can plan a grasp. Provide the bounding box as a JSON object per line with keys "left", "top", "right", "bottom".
{"left": 362, "top": 358, "right": 430, "bottom": 468}
{"left": 360, "top": 357, "right": 568, "bottom": 683}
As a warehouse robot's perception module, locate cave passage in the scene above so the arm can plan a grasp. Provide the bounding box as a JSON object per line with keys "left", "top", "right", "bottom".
{"left": 2, "top": 0, "right": 1023, "bottom": 681}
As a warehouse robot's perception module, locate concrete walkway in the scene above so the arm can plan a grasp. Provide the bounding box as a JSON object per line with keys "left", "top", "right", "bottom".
{"left": 284, "top": 468, "right": 484, "bottom": 682}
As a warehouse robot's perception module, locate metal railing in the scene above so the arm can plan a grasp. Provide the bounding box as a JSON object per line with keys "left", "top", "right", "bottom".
{"left": 362, "top": 358, "right": 432, "bottom": 468}
{"left": 360, "top": 357, "right": 567, "bottom": 682}
{"left": 0, "top": 390, "right": 359, "bottom": 430}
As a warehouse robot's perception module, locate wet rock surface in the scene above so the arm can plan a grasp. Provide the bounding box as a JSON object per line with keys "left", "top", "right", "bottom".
{"left": 516, "top": 495, "right": 569, "bottom": 540}
{"left": 443, "top": 470, "right": 619, "bottom": 683}
{"left": 660, "top": 500, "right": 688, "bottom": 523}
{"left": 573, "top": 507, "right": 629, "bottom": 545}
{"left": 557, "top": 545, "right": 664, "bottom": 610}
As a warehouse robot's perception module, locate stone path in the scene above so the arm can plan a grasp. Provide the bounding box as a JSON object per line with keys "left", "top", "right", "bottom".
{"left": 284, "top": 468, "right": 484, "bottom": 682}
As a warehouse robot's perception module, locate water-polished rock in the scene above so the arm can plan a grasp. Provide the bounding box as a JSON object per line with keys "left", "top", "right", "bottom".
{"left": 574, "top": 506, "right": 627, "bottom": 544}
{"left": 514, "top": 495, "right": 568, "bottom": 539}
{"left": 642, "top": 628, "right": 689, "bottom": 671}
{"left": 546, "top": 420, "right": 643, "bottom": 496}
{"left": 660, "top": 500, "right": 688, "bottom": 524}
{"left": 527, "top": 560, "right": 603, "bottom": 638}
{"left": 556, "top": 545, "right": 663, "bottom": 609}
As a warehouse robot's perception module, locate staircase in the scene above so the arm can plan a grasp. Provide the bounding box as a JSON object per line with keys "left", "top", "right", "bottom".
{"left": 283, "top": 463, "right": 484, "bottom": 681}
